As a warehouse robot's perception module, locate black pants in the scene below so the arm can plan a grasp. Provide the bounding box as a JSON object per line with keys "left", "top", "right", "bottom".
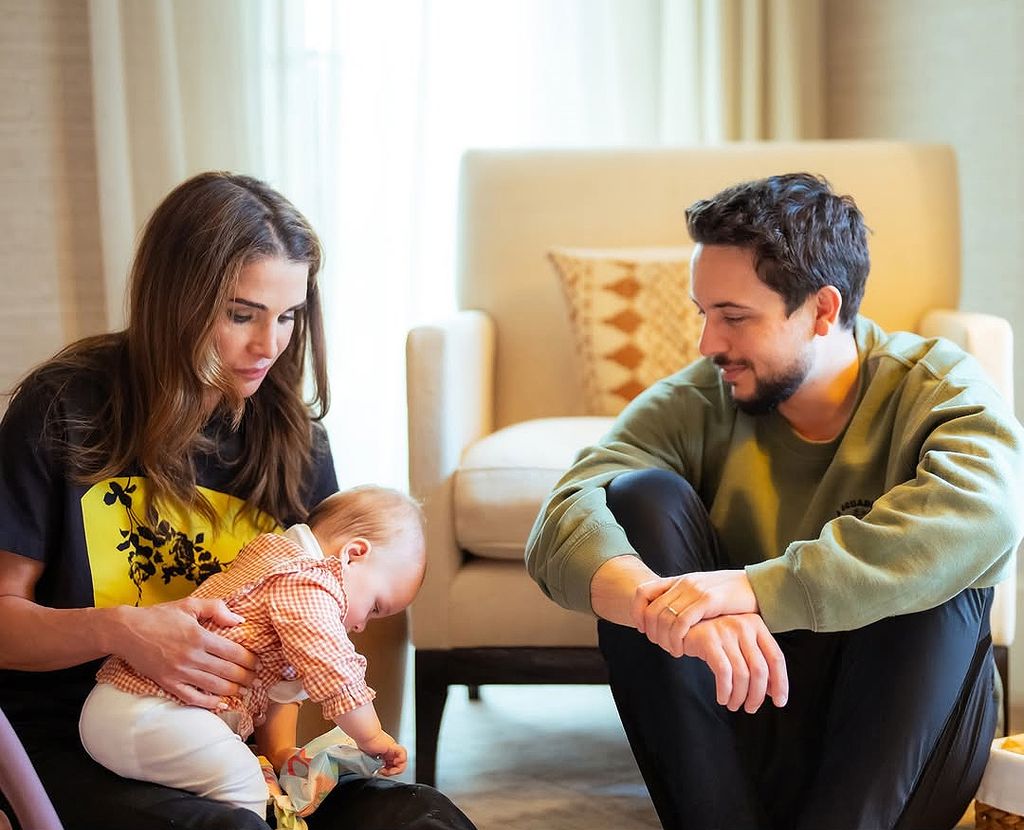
{"left": 3, "top": 717, "right": 476, "bottom": 830}
{"left": 598, "top": 469, "right": 997, "bottom": 830}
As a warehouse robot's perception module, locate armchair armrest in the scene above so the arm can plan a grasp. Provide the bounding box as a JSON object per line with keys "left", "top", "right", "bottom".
{"left": 919, "top": 309, "right": 1014, "bottom": 406}
{"left": 406, "top": 310, "right": 496, "bottom": 648}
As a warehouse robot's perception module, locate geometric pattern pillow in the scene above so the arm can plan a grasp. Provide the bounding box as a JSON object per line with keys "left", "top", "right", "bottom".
{"left": 548, "top": 246, "right": 702, "bottom": 416}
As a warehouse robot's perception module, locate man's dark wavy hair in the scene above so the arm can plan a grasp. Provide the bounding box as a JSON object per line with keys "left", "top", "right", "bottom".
{"left": 684, "top": 173, "right": 870, "bottom": 329}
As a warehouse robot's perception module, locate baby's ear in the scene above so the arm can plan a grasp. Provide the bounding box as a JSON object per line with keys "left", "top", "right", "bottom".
{"left": 341, "top": 537, "right": 372, "bottom": 562}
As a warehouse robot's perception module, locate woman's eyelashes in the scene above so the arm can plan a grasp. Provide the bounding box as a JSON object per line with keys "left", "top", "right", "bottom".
{"left": 225, "top": 309, "right": 297, "bottom": 325}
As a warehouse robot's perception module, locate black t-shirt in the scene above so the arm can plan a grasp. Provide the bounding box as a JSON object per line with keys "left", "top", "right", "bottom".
{"left": 0, "top": 351, "right": 338, "bottom": 734}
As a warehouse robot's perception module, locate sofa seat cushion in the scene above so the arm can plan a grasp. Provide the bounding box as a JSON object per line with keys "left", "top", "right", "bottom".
{"left": 448, "top": 557, "right": 598, "bottom": 647}
{"left": 453, "top": 416, "right": 614, "bottom": 559}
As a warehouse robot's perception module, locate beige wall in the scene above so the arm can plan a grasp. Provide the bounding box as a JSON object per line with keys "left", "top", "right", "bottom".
{"left": 0, "top": 0, "right": 106, "bottom": 406}
{"left": 825, "top": 0, "right": 1024, "bottom": 716}
{"left": 826, "top": 0, "right": 1024, "bottom": 400}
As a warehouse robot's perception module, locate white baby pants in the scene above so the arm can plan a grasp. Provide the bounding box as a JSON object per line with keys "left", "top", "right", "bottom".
{"left": 79, "top": 683, "right": 268, "bottom": 816}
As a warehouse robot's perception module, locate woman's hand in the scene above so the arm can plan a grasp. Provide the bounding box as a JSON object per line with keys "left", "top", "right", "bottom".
{"left": 113, "top": 597, "right": 259, "bottom": 708}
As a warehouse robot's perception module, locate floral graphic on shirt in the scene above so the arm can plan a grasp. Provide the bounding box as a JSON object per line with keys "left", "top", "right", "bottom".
{"left": 82, "top": 477, "right": 278, "bottom": 609}
{"left": 104, "top": 479, "right": 223, "bottom": 605}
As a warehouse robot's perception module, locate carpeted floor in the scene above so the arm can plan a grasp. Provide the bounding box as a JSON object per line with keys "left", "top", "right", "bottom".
{"left": 395, "top": 682, "right": 1008, "bottom": 829}
{"left": 410, "top": 684, "right": 659, "bottom": 830}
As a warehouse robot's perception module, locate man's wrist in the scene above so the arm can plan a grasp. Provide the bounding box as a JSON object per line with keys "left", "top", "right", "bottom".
{"left": 730, "top": 570, "right": 760, "bottom": 615}
{"left": 590, "top": 554, "right": 657, "bottom": 626}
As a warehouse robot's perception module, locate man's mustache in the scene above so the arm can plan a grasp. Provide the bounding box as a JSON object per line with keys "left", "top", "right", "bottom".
{"left": 712, "top": 355, "right": 750, "bottom": 369}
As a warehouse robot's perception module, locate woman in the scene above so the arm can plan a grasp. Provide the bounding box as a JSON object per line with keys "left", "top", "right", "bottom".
{"left": 0, "top": 172, "right": 475, "bottom": 830}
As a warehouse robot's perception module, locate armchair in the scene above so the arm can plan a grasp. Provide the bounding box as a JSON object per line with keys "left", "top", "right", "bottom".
{"left": 406, "top": 142, "right": 1017, "bottom": 786}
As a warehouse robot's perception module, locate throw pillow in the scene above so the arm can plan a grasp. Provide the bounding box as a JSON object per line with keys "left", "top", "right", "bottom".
{"left": 549, "top": 246, "right": 702, "bottom": 416}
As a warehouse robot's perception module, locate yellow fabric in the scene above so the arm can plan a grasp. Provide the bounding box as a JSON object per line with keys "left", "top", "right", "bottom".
{"left": 82, "top": 477, "right": 275, "bottom": 608}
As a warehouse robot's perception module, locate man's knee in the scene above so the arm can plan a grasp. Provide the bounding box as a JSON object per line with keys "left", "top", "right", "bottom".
{"left": 606, "top": 469, "right": 717, "bottom": 575}
{"left": 606, "top": 468, "right": 697, "bottom": 524}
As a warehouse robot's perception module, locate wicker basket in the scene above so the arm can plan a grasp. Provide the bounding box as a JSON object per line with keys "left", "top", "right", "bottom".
{"left": 976, "top": 735, "right": 1024, "bottom": 829}
{"left": 975, "top": 801, "right": 1024, "bottom": 829}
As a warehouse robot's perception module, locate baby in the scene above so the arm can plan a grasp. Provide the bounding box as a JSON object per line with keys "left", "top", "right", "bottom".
{"left": 79, "top": 485, "right": 426, "bottom": 817}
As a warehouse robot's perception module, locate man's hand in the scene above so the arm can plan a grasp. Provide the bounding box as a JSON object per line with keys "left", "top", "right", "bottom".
{"left": 112, "top": 597, "right": 258, "bottom": 708}
{"left": 632, "top": 569, "right": 758, "bottom": 645}
{"left": 590, "top": 558, "right": 787, "bottom": 713}
{"left": 681, "top": 614, "right": 789, "bottom": 713}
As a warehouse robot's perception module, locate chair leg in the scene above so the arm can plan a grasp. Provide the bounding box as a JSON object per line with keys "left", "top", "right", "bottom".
{"left": 415, "top": 651, "right": 449, "bottom": 787}
{"left": 467, "top": 685, "right": 481, "bottom": 701}
{"left": 994, "top": 644, "right": 1010, "bottom": 734}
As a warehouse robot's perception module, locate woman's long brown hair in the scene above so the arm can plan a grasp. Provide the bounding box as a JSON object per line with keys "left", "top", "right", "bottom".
{"left": 17, "top": 171, "right": 329, "bottom": 526}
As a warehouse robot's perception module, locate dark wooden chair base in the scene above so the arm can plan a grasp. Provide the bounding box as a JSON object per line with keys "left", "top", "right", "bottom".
{"left": 415, "top": 647, "right": 607, "bottom": 786}
{"left": 415, "top": 643, "right": 1013, "bottom": 786}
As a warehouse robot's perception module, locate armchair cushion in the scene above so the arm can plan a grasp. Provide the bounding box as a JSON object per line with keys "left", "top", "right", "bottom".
{"left": 454, "top": 417, "right": 613, "bottom": 559}
{"left": 448, "top": 558, "right": 599, "bottom": 646}
{"left": 549, "top": 246, "right": 701, "bottom": 415}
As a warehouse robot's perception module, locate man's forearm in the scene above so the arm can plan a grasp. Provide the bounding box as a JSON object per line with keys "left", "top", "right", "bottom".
{"left": 589, "top": 554, "right": 659, "bottom": 627}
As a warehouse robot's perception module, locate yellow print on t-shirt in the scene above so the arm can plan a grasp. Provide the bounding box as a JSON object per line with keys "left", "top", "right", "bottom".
{"left": 81, "top": 477, "right": 278, "bottom": 608}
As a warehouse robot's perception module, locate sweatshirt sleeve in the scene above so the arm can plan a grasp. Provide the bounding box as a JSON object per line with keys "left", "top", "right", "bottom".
{"left": 747, "top": 377, "right": 1024, "bottom": 633}
{"left": 525, "top": 379, "right": 707, "bottom": 614}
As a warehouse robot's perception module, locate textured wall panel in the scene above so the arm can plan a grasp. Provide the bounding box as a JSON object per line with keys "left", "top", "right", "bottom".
{"left": 0, "top": 0, "right": 105, "bottom": 409}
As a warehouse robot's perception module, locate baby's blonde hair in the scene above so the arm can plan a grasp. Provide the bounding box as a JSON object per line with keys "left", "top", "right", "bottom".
{"left": 307, "top": 485, "right": 425, "bottom": 566}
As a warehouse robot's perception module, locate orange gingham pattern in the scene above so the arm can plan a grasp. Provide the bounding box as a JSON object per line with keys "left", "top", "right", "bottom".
{"left": 96, "top": 533, "right": 374, "bottom": 739}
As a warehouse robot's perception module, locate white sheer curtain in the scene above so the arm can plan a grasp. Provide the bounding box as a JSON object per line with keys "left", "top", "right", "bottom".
{"left": 88, "top": 0, "right": 822, "bottom": 489}
{"left": 88, "top": 0, "right": 267, "bottom": 326}
{"left": 259, "top": 0, "right": 679, "bottom": 488}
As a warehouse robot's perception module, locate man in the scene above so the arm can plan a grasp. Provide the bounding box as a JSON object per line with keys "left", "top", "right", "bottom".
{"left": 526, "top": 173, "right": 1024, "bottom": 830}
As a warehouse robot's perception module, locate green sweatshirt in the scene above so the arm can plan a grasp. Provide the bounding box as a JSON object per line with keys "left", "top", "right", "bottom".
{"left": 525, "top": 317, "right": 1024, "bottom": 633}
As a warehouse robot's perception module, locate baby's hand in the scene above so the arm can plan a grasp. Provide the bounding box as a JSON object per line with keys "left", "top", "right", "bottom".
{"left": 358, "top": 730, "right": 408, "bottom": 776}
{"left": 376, "top": 742, "right": 408, "bottom": 776}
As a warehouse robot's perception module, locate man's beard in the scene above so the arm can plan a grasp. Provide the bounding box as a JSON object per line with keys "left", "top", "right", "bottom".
{"left": 716, "top": 355, "right": 810, "bottom": 416}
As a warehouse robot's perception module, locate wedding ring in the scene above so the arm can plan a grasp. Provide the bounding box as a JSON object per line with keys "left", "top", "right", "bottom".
{"left": 666, "top": 605, "right": 680, "bottom": 616}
